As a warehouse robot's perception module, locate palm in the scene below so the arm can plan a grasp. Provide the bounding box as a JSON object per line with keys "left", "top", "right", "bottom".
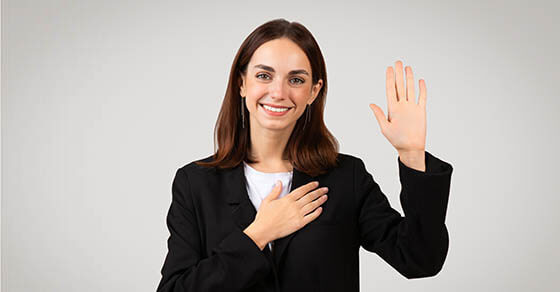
{"left": 369, "top": 60, "right": 427, "bottom": 153}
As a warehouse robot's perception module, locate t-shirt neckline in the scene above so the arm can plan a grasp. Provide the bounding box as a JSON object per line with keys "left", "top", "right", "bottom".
{"left": 243, "top": 161, "right": 293, "bottom": 176}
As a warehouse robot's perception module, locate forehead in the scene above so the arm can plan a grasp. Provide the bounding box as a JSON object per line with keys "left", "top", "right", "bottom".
{"left": 248, "top": 38, "right": 311, "bottom": 72}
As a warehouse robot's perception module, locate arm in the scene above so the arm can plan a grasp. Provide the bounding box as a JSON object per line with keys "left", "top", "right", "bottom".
{"left": 355, "top": 150, "right": 453, "bottom": 279}
{"left": 156, "top": 168, "right": 271, "bottom": 292}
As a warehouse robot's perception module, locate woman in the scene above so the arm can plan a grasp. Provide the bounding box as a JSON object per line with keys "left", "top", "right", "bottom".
{"left": 156, "top": 19, "right": 453, "bottom": 292}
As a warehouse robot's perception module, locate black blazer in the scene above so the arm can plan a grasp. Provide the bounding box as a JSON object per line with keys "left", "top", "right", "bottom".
{"left": 156, "top": 150, "right": 453, "bottom": 292}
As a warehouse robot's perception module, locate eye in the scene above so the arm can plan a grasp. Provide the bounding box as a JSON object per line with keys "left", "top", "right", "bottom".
{"left": 290, "top": 77, "right": 305, "bottom": 85}
{"left": 256, "top": 73, "right": 271, "bottom": 80}
{"left": 256, "top": 73, "right": 304, "bottom": 85}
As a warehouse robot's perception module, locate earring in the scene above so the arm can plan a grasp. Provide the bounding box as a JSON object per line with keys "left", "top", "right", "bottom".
{"left": 303, "top": 103, "right": 311, "bottom": 130}
{"left": 241, "top": 97, "right": 245, "bottom": 128}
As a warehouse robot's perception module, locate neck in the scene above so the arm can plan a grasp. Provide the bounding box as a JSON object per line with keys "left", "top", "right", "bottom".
{"left": 247, "top": 120, "right": 295, "bottom": 172}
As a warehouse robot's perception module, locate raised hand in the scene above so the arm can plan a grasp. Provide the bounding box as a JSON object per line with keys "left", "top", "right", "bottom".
{"left": 368, "top": 60, "right": 427, "bottom": 170}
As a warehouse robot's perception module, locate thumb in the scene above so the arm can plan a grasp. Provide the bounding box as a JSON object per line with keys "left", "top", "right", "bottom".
{"left": 264, "top": 180, "right": 283, "bottom": 202}
{"left": 369, "top": 103, "right": 388, "bottom": 132}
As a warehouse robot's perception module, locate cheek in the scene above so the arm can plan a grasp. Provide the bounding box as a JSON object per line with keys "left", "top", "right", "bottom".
{"left": 246, "top": 81, "right": 267, "bottom": 94}
{"left": 245, "top": 87, "right": 264, "bottom": 108}
{"left": 245, "top": 98, "right": 259, "bottom": 112}
{"left": 246, "top": 89, "right": 265, "bottom": 103}
{"left": 293, "top": 94, "right": 310, "bottom": 107}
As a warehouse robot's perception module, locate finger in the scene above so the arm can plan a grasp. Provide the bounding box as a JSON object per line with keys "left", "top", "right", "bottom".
{"left": 418, "top": 79, "right": 427, "bottom": 108}
{"left": 386, "top": 66, "right": 397, "bottom": 107}
{"left": 296, "top": 186, "right": 328, "bottom": 206}
{"left": 300, "top": 194, "right": 328, "bottom": 215}
{"left": 405, "top": 66, "right": 416, "bottom": 104}
{"left": 288, "top": 181, "right": 319, "bottom": 201}
{"left": 302, "top": 206, "right": 323, "bottom": 226}
{"left": 369, "top": 103, "right": 389, "bottom": 130}
{"left": 395, "top": 60, "right": 405, "bottom": 102}
{"left": 264, "top": 180, "right": 283, "bottom": 202}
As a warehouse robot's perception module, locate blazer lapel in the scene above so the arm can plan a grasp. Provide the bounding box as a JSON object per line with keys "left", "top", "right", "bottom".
{"left": 222, "top": 161, "right": 315, "bottom": 268}
{"left": 223, "top": 163, "right": 258, "bottom": 234}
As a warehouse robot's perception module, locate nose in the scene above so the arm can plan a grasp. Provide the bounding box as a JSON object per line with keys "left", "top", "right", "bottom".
{"left": 269, "top": 78, "right": 288, "bottom": 100}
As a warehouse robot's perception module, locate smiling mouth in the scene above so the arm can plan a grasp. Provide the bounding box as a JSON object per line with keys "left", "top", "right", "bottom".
{"left": 259, "top": 103, "right": 293, "bottom": 109}
{"left": 259, "top": 103, "right": 293, "bottom": 115}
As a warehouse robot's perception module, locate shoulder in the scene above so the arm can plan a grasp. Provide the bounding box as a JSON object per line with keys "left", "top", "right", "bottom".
{"left": 332, "top": 152, "right": 374, "bottom": 180}
{"left": 336, "top": 152, "right": 361, "bottom": 163}
{"left": 175, "top": 154, "right": 218, "bottom": 178}
{"left": 335, "top": 152, "right": 365, "bottom": 168}
{"left": 318, "top": 152, "right": 366, "bottom": 177}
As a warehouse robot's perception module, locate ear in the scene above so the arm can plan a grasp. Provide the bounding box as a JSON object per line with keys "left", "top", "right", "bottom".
{"left": 239, "top": 74, "right": 246, "bottom": 97}
{"left": 309, "top": 79, "right": 323, "bottom": 104}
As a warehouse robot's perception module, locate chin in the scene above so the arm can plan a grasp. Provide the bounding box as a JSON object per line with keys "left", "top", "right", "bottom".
{"left": 255, "top": 120, "right": 291, "bottom": 131}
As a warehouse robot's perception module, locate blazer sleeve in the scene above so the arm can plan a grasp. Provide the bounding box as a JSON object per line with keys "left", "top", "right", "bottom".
{"left": 355, "top": 150, "right": 453, "bottom": 279}
{"left": 156, "top": 167, "right": 271, "bottom": 292}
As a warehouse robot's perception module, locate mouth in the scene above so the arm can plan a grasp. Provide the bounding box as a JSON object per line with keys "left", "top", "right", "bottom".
{"left": 259, "top": 103, "right": 293, "bottom": 116}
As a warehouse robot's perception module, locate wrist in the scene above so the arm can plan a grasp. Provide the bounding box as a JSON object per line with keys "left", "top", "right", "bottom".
{"left": 243, "top": 223, "right": 270, "bottom": 251}
{"left": 398, "top": 149, "right": 426, "bottom": 172}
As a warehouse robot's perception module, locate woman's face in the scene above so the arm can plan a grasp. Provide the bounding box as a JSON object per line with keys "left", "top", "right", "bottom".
{"left": 239, "top": 37, "right": 323, "bottom": 133}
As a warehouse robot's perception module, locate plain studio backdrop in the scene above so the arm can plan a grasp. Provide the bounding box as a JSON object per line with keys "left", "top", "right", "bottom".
{"left": 2, "top": 0, "right": 559, "bottom": 291}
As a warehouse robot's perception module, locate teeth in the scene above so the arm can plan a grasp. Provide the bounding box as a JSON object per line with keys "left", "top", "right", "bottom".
{"left": 262, "top": 104, "right": 289, "bottom": 112}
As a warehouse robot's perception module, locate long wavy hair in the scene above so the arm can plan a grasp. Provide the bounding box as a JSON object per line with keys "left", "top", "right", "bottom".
{"left": 195, "top": 18, "right": 339, "bottom": 177}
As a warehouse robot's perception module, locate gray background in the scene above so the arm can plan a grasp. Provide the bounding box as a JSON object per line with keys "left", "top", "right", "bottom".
{"left": 2, "top": 0, "right": 559, "bottom": 291}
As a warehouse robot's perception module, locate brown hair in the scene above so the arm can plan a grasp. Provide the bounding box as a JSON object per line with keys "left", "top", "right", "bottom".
{"left": 195, "top": 18, "right": 339, "bottom": 177}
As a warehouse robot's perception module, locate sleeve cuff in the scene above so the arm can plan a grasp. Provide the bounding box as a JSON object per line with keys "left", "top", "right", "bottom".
{"left": 215, "top": 227, "right": 272, "bottom": 276}
{"left": 398, "top": 150, "right": 453, "bottom": 177}
{"left": 397, "top": 150, "right": 453, "bottom": 224}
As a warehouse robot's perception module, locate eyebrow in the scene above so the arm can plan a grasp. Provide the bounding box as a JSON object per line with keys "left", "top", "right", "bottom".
{"left": 253, "top": 64, "right": 309, "bottom": 76}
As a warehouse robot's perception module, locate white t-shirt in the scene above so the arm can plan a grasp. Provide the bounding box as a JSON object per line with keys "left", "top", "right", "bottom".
{"left": 243, "top": 161, "right": 293, "bottom": 251}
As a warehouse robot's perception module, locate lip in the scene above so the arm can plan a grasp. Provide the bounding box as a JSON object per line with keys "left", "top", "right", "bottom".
{"left": 259, "top": 103, "right": 293, "bottom": 109}
{"left": 259, "top": 103, "right": 292, "bottom": 116}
